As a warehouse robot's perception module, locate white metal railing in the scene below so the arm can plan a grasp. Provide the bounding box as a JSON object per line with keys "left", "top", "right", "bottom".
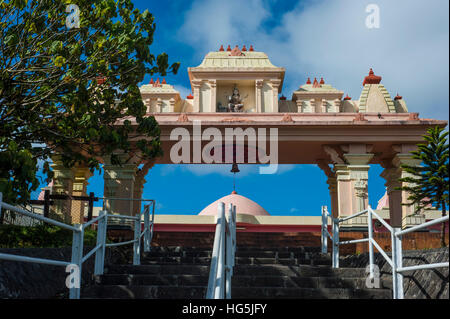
{"left": 0, "top": 192, "right": 155, "bottom": 299}
{"left": 206, "top": 202, "right": 236, "bottom": 299}
{"left": 321, "top": 205, "right": 449, "bottom": 299}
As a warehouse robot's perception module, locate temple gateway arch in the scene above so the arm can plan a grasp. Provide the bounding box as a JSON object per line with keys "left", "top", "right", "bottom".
{"left": 49, "top": 46, "right": 446, "bottom": 231}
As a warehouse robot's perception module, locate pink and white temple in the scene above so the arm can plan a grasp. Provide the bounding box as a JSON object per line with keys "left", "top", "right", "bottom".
{"left": 43, "top": 45, "right": 447, "bottom": 234}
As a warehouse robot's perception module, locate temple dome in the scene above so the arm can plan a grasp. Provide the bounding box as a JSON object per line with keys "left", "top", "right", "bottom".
{"left": 199, "top": 191, "right": 270, "bottom": 216}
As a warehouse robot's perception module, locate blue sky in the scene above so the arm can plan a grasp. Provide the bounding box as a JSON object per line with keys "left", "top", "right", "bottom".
{"left": 31, "top": 0, "right": 449, "bottom": 216}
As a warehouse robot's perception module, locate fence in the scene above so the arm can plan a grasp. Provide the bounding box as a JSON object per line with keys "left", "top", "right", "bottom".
{"left": 0, "top": 192, "right": 155, "bottom": 299}
{"left": 321, "top": 205, "right": 449, "bottom": 299}
{"left": 206, "top": 202, "right": 236, "bottom": 299}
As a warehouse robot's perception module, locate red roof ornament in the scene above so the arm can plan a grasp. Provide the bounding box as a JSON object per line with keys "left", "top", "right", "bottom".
{"left": 249, "top": 45, "right": 254, "bottom": 51}
{"left": 230, "top": 45, "right": 243, "bottom": 56}
{"left": 312, "top": 77, "right": 320, "bottom": 88}
{"left": 344, "top": 94, "right": 352, "bottom": 100}
{"left": 226, "top": 45, "right": 232, "bottom": 51}
{"left": 362, "top": 68, "right": 382, "bottom": 86}
{"left": 219, "top": 45, "right": 224, "bottom": 52}
{"left": 149, "top": 78, "right": 154, "bottom": 84}
{"left": 320, "top": 77, "right": 325, "bottom": 85}
{"left": 162, "top": 78, "right": 167, "bottom": 84}
{"left": 306, "top": 77, "right": 311, "bottom": 84}
{"left": 242, "top": 45, "right": 247, "bottom": 51}
{"left": 394, "top": 93, "right": 402, "bottom": 100}
{"left": 187, "top": 93, "right": 194, "bottom": 99}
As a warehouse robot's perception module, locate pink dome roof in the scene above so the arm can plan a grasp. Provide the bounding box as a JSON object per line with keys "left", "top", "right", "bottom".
{"left": 377, "top": 191, "right": 389, "bottom": 210}
{"left": 199, "top": 191, "right": 270, "bottom": 216}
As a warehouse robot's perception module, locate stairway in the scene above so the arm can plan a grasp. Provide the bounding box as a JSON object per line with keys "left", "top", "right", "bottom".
{"left": 82, "top": 246, "right": 392, "bottom": 299}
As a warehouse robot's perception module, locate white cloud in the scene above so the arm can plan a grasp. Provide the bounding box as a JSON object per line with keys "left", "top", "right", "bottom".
{"left": 178, "top": 0, "right": 449, "bottom": 121}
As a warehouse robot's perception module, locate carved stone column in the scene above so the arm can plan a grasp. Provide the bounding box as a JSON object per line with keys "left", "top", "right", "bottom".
{"left": 192, "top": 80, "right": 202, "bottom": 112}
{"left": 296, "top": 100, "right": 303, "bottom": 113}
{"left": 271, "top": 80, "right": 281, "bottom": 113}
{"left": 255, "top": 80, "right": 263, "bottom": 113}
{"left": 156, "top": 98, "right": 163, "bottom": 113}
{"left": 103, "top": 156, "right": 138, "bottom": 217}
{"left": 209, "top": 80, "right": 217, "bottom": 112}
{"left": 327, "top": 177, "right": 339, "bottom": 218}
{"left": 70, "top": 167, "right": 93, "bottom": 224}
{"left": 323, "top": 144, "right": 373, "bottom": 229}
{"left": 132, "top": 160, "right": 155, "bottom": 216}
{"left": 381, "top": 149, "right": 420, "bottom": 228}
{"left": 50, "top": 157, "right": 75, "bottom": 223}
{"left": 344, "top": 153, "right": 373, "bottom": 212}
{"left": 318, "top": 160, "right": 339, "bottom": 218}
{"left": 168, "top": 98, "right": 176, "bottom": 113}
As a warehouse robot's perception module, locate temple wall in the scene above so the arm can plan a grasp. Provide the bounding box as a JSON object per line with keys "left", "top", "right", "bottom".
{"left": 279, "top": 100, "right": 297, "bottom": 112}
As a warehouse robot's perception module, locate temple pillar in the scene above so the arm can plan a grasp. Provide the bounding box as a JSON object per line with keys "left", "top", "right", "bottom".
{"left": 317, "top": 160, "right": 339, "bottom": 219}
{"left": 70, "top": 167, "right": 93, "bottom": 224}
{"left": 271, "top": 80, "right": 281, "bottom": 113}
{"left": 132, "top": 161, "right": 155, "bottom": 216}
{"left": 381, "top": 150, "right": 420, "bottom": 228}
{"left": 255, "top": 80, "right": 263, "bottom": 113}
{"left": 327, "top": 176, "right": 339, "bottom": 219}
{"left": 156, "top": 98, "right": 163, "bottom": 113}
{"left": 340, "top": 153, "right": 373, "bottom": 228}
{"left": 50, "top": 157, "right": 75, "bottom": 223}
{"left": 168, "top": 98, "right": 176, "bottom": 113}
{"left": 103, "top": 157, "right": 138, "bottom": 217}
{"left": 192, "top": 80, "right": 202, "bottom": 112}
{"left": 209, "top": 80, "right": 217, "bottom": 112}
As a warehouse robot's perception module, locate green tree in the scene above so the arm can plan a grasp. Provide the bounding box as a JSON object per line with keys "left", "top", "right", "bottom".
{"left": 399, "top": 126, "right": 449, "bottom": 247}
{"left": 0, "top": 0, "right": 179, "bottom": 205}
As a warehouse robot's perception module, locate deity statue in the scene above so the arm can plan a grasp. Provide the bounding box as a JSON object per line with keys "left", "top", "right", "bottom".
{"left": 228, "top": 85, "right": 244, "bottom": 112}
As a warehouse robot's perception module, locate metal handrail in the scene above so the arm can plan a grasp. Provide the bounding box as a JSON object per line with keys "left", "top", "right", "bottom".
{"left": 206, "top": 202, "right": 236, "bottom": 299}
{"left": 321, "top": 204, "right": 449, "bottom": 299}
{"left": 0, "top": 192, "right": 156, "bottom": 299}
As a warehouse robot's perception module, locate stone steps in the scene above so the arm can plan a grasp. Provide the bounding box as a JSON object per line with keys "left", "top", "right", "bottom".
{"left": 81, "top": 285, "right": 391, "bottom": 299}
{"left": 83, "top": 246, "right": 392, "bottom": 299}
{"left": 95, "top": 274, "right": 391, "bottom": 289}
{"left": 141, "top": 256, "right": 331, "bottom": 266}
{"left": 145, "top": 250, "right": 326, "bottom": 259}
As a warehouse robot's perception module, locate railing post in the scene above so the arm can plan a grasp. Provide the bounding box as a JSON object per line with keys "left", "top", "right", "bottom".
{"left": 133, "top": 217, "right": 141, "bottom": 266}
{"left": 232, "top": 205, "right": 236, "bottom": 267}
{"left": 94, "top": 211, "right": 107, "bottom": 275}
{"left": 225, "top": 203, "right": 233, "bottom": 299}
{"left": 367, "top": 206, "right": 375, "bottom": 280}
{"left": 321, "top": 206, "right": 328, "bottom": 254}
{"left": 69, "top": 224, "right": 83, "bottom": 299}
{"left": 144, "top": 205, "right": 150, "bottom": 252}
{"left": 207, "top": 202, "right": 225, "bottom": 299}
{"left": 214, "top": 205, "right": 226, "bottom": 299}
{"left": 332, "top": 217, "right": 340, "bottom": 268}
{"left": 391, "top": 227, "right": 404, "bottom": 299}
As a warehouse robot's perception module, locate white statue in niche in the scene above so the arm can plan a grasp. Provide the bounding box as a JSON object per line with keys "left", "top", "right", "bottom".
{"left": 222, "top": 85, "right": 248, "bottom": 112}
